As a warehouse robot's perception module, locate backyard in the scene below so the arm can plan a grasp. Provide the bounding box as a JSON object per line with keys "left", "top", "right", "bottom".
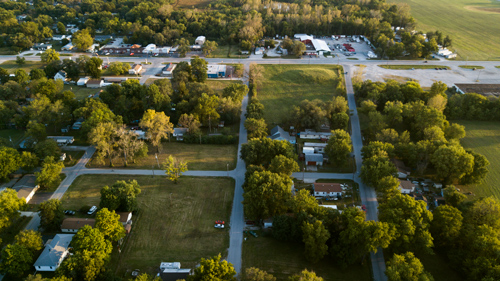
{"left": 242, "top": 231, "right": 371, "bottom": 280}
{"left": 86, "top": 142, "right": 238, "bottom": 171}
{"left": 457, "top": 120, "right": 500, "bottom": 199}
{"left": 62, "top": 175, "right": 234, "bottom": 277}
{"left": 62, "top": 85, "right": 100, "bottom": 100}
{"left": 389, "top": 0, "right": 500, "bottom": 60}
{"left": 258, "top": 65, "right": 344, "bottom": 126}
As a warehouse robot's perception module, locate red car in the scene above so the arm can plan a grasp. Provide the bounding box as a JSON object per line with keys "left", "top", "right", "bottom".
{"left": 362, "top": 204, "right": 367, "bottom": 212}
{"left": 130, "top": 53, "right": 134, "bottom": 56}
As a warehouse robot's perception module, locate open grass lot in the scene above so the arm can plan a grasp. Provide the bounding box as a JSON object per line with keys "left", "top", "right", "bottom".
{"left": 87, "top": 142, "right": 238, "bottom": 171}
{"left": 63, "top": 175, "right": 234, "bottom": 276}
{"left": 378, "top": 65, "right": 450, "bottom": 70}
{"left": 457, "top": 120, "right": 500, "bottom": 199}
{"left": 242, "top": 232, "right": 371, "bottom": 280}
{"left": 0, "top": 129, "right": 25, "bottom": 146}
{"left": 258, "top": 65, "right": 344, "bottom": 126}
{"left": 62, "top": 150, "right": 84, "bottom": 167}
{"left": 0, "top": 60, "right": 45, "bottom": 73}
{"left": 208, "top": 45, "right": 243, "bottom": 58}
{"left": 389, "top": 0, "right": 500, "bottom": 60}
{"left": 206, "top": 79, "right": 243, "bottom": 93}
{"left": 458, "top": 65, "right": 484, "bottom": 69}
{"left": 62, "top": 85, "right": 100, "bottom": 100}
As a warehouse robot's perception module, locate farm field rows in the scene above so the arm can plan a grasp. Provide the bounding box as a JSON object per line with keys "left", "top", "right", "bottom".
{"left": 258, "top": 65, "right": 344, "bottom": 126}
{"left": 389, "top": 0, "right": 500, "bottom": 60}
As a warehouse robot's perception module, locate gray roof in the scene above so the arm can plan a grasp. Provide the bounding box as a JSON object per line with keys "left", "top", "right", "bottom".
{"left": 34, "top": 234, "right": 74, "bottom": 268}
{"left": 270, "top": 126, "right": 291, "bottom": 141}
{"left": 305, "top": 154, "right": 323, "bottom": 162}
{"left": 13, "top": 175, "right": 37, "bottom": 192}
{"left": 173, "top": 128, "right": 188, "bottom": 136}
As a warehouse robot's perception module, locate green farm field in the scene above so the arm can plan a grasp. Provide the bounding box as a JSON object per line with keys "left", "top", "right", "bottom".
{"left": 258, "top": 65, "right": 344, "bottom": 126}
{"left": 457, "top": 120, "right": 500, "bottom": 199}
{"left": 63, "top": 175, "right": 234, "bottom": 277}
{"left": 389, "top": 0, "right": 500, "bottom": 60}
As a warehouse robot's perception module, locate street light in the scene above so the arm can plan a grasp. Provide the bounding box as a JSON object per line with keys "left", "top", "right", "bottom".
{"left": 155, "top": 153, "right": 160, "bottom": 168}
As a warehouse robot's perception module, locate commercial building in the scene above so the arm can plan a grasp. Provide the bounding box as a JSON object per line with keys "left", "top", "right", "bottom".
{"left": 453, "top": 83, "right": 500, "bottom": 98}
{"left": 207, "top": 64, "right": 226, "bottom": 78}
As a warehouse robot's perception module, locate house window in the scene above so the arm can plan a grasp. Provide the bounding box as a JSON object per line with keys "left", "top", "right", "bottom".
{"left": 50, "top": 266, "right": 53, "bottom": 269}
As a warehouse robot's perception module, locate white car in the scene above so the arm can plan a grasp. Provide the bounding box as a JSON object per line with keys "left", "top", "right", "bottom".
{"left": 214, "top": 224, "right": 224, "bottom": 229}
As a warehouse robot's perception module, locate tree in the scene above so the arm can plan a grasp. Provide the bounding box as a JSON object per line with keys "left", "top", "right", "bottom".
{"left": 108, "top": 62, "right": 129, "bottom": 75}
{"left": 15, "top": 230, "right": 43, "bottom": 254}
{"left": 289, "top": 99, "right": 328, "bottom": 131}
{"left": 38, "top": 199, "right": 64, "bottom": 231}
{"left": 431, "top": 144, "right": 474, "bottom": 183}
{"left": 325, "top": 129, "right": 352, "bottom": 166}
{"left": 242, "top": 267, "right": 275, "bottom": 281}
{"left": 0, "top": 243, "right": 32, "bottom": 277}
{"left": 0, "top": 146, "right": 22, "bottom": 181}
{"left": 443, "top": 185, "right": 466, "bottom": 208}
{"left": 139, "top": 109, "right": 173, "bottom": 153}
{"left": 241, "top": 138, "right": 295, "bottom": 167}
{"left": 85, "top": 57, "right": 103, "bottom": 79}
{"left": 291, "top": 41, "right": 306, "bottom": 57}
{"left": 189, "top": 254, "right": 236, "bottom": 281}
{"left": 248, "top": 63, "right": 264, "bottom": 85}
{"left": 177, "top": 38, "right": 191, "bottom": 58}
{"left": 57, "top": 22, "right": 66, "bottom": 34}
{"left": 243, "top": 171, "right": 292, "bottom": 220}
{"left": 26, "top": 120, "right": 47, "bottom": 143}
{"left": 269, "top": 155, "right": 300, "bottom": 177}
{"left": 461, "top": 150, "right": 489, "bottom": 184}
{"left": 379, "top": 194, "right": 433, "bottom": 252}
{"left": 194, "top": 93, "right": 220, "bottom": 132}
{"left": 35, "top": 156, "right": 65, "bottom": 190}
{"left": 431, "top": 205, "right": 462, "bottom": 247}
{"left": 360, "top": 153, "right": 397, "bottom": 187}
{"left": 21, "top": 151, "right": 38, "bottom": 173}
{"left": 16, "top": 56, "right": 26, "bottom": 65}
{"left": 289, "top": 189, "right": 318, "bottom": 215}
{"left": 178, "top": 114, "right": 201, "bottom": 135}
{"left": 99, "top": 180, "right": 141, "bottom": 212}
{"left": 135, "top": 273, "right": 162, "bottom": 281}
{"left": 34, "top": 139, "right": 62, "bottom": 160}
{"left": 24, "top": 274, "right": 45, "bottom": 281}
{"left": 95, "top": 208, "right": 126, "bottom": 242}
{"left": 444, "top": 123, "right": 465, "bottom": 140}
{"left": 302, "top": 221, "right": 330, "bottom": 263}
{"left": 288, "top": 270, "right": 324, "bottom": 281}
{"left": 464, "top": 197, "right": 500, "bottom": 229}
{"left": 245, "top": 118, "right": 268, "bottom": 139}
{"left": 89, "top": 122, "right": 119, "bottom": 166}
{"left": 385, "top": 252, "right": 434, "bottom": 281}
{"left": 115, "top": 126, "right": 146, "bottom": 166}
{"left": 162, "top": 155, "right": 188, "bottom": 184}
{"left": 0, "top": 189, "right": 25, "bottom": 232}
{"left": 202, "top": 40, "right": 218, "bottom": 57}
{"left": 30, "top": 69, "right": 46, "bottom": 80}
{"left": 191, "top": 56, "right": 208, "bottom": 83}
{"left": 72, "top": 29, "right": 93, "bottom": 51}
{"left": 40, "top": 49, "right": 60, "bottom": 63}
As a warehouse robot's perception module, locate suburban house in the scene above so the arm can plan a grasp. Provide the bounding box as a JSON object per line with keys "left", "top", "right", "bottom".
{"left": 158, "top": 262, "right": 192, "bottom": 281}
{"left": 398, "top": 180, "right": 415, "bottom": 194}
{"left": 131, "top": 130, "right": 148, "bottom": 140}
{"left": 263, "top": 218, "right": 273, "bottom": 229}
{"left": 61, "top": 42, "right": 74, "bottom": 51}
{"left": 313, "top": 183, "right": 342, "bottom": 198}
{"left": 52, "top": 35, "right": 66, "bottom": 41}
{"left": 33, "top": 43, "right": 52, "bottom": 50}
{"left": 254, "top": 47, "right": 265, "bottom": 55}
{"left": 300, "top": 130, "right": 331, "bottom": 140}
{"left": 94, "top": 35, "right": 114, "bottom": 42}
{"left": 13, "top": 175, "right": 39, "bottom": 203}
{"left": 207, "top": 64, "right": 226, "bottom": 78}
{"left": 195, "top": 36, "right": 206, "bottom": 45}
{"left": 61, "top": 218, "right": 96, "bottom": 233}
{"left": 391, "top": 159, "right": 410, "bottom": 179}
{"left": 54, "top": 71, "right": 67, "bottom": 82}
{"left": 77, "top": 77, "right": 89, "bottom": 86}
{"left": 269, "top": 125, "right": 295, "bottom": 144}
{"left": 116, "top": 212, "right": 132, "bottom": 225}
{"left": 129, "top": 64, "right": 143, "bottom": 75}
{"left": 162, "top": 63, "right": 176, "bottom": 76}
{"left": 47, "top": 136, "right": 74, "bottom": 146}
{"left": 303, "top": 142, "right": 327, "bottom": 153}
{"left": 72, "top": 118, "right": 84, "bottom": 130}
{"left": 86, "top": 79, "right": 104, "bottom": 88}
{"left": 305, "top": 154, "right": 324, "bottom": 166}
{"left": 33, "top": 234, "right": 74, "bottom": 271}
{"left": 173, "top": 128, "right": 189, "bottom": 141}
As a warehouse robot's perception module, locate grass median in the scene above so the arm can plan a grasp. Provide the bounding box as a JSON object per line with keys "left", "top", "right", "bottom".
{"left": 378, "top": 65, "right": 450, "bottom": 70}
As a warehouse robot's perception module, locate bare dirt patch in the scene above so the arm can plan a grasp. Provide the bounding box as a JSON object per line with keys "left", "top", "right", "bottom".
{"left": 464, "top": 6, "right": 500, "bottom": 14}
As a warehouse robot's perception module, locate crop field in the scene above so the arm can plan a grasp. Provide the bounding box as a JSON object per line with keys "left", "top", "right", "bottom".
{"left": 63, "top": 175, "right": 234, "bottom": 277}
{"left": 457, "top": 120, "right": 500, "bottom": 199}
{"left": 258, "top": 65, "right": 344, "bottom": 126}
{"left": 389, "top": 0, "right": 500, "bottom": 60}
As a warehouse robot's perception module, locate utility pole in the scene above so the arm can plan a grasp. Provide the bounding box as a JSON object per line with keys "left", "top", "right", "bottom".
{"left": 227, "top": 163, "right": 229, "bottom": 177}
{"left": 155, "top": 153, "right": 160, "bottom": 168}
{"left": 152, "top": 165, "right": 155, "bottom": 177}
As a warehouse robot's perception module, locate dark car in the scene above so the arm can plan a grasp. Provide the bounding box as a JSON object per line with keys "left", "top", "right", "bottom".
{"left": 64, "top": 210, "right": 75, "bottom": 215}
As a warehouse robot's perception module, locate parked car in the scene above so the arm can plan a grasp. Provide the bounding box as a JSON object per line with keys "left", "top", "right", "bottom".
{"left": 64, "top": 210, "right": 75, "bottom": 215}
{"left": 87, "top": 206, "right": 97, "bottom": 215}
{"left": 214, "top": 223, "right": 224, "bottom": 229}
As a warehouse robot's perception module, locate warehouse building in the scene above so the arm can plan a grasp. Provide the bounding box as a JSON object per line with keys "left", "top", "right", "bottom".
{"left": 207, "top": 65, "right": 226, "bottom": 78}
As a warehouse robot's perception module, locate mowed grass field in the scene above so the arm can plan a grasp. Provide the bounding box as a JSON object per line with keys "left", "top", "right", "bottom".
{"left": 258, "top": 65, "right": 344, "bottom": 126}
{"left": 389, "top": 0, "right": 500, "bottom": 60}
{"left": 242, "top": 232, "right": 371, "bottom": 280}
{"left": 63, "top": 175, "right": 234, "bottom": 276}
{"left": 457, "top": 120, "right": 500, "bottom": 199}
{"left": 0, "top": 60, "right": 45, "bottom": 73}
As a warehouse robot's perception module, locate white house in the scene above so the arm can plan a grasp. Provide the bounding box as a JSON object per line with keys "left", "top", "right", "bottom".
{"left": 313, "top": 183, "right": 342, "bottom": 197}
{"left": 398, "top": 180, "right": 415, "bottom": 194}
{"left": 303, "top": 142, "right": 327, "bottom": 153}
{"left": 86, "top": 79, "right": 104, "bottom": 88}
{"left": 300, "top": 130, "right": 331, "bottom": 140}
{"left": 159, "top": 262, "right": 192, "bottom": 281}
{"left": 61, "top": 42, "right": 74, "bottom": 51}
{"left": 254, "top": 47, "right": 265, "bottom": 55}
{"left": 305, "top": 154, "right": 323, "bottom": 166}
{"left": 77, "top": 77, "right": 89, "bottom": 86}
{"left": 143, "top": 44, "right": 157, "bottom": 53}
{"left": 13, "top": 175, "right": 39, "bottom": 203}
{"left": 52, "top": 35, "right": 66, "bottom": 41}
{"left": 61, "top": 218, "right": 95, "bottom": 233}
{"left": 33, "top": 234, "right": 74, "bottom": 271}
{"left": 162, "top": 63, "right": 176, "bottom": 76}
{"left": 47, "top": 136, "right": 75, "bottom": 146}
{"left": 54, "top": 71, "right": 67, "bottom": 82}
{"left": 173, "top": 128, "right": 189, "bottom": 141}
{"left": 129, "top": 64, "right": 143, "bottom": 75}
{"left": 391, "top": 159, "right": 410, "bottom": 179}
{"left": 269, "top": 126, "right": 295, "bottom": 144}
{"left": 116, "top": 212, "right": 132, "bottom": 225}
{"left": 195, "top": 36, "right": 206, "bottom": 45}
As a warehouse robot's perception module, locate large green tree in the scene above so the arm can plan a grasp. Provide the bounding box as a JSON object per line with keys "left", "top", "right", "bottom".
{"left": 0, "top": 189, "right": 26, "bottom": 232}
{"left": 89, "top": 122, "right": 119, "bottom": 166}
{"left": 35, "top": 156, "right": 64, "bottom": 190}
{"left": 241, "top": 138, "right": 295, "bottom": 167}
{"left": 385, "top": 252, "right": 434, "bottom": 281}
{"left": 15, "top": 230, "right": 43, "bottom": 254}
{"left": 302, "top": 220, "right": 330, "bottom": 263}
{"left": 268, "top": 155, "right": 300, "bottom": 177}
{"left": 288, "top": 270, "right": 324, "bottom": 281}
{"left": 0, "top": 243, "right": 32, "bottom": 277}
{"left": 430, "top": 205, "right": 462, "bottom": 247}
{"left": 99, "top": 180, "right": 141, "bottom": 212}
{"left": 95, "top": 208, "right": 126, "bottom": 242}
{"left": 190, "top": 56, "right": 208, "bottom": 83}
{"left": 139, "top": 109, "right": 174, "bottom": 153}
{"left": 242, "top": 267, "right": 275, "bottom": 281}
{"left": 85, "top": 57, "right": 103, "bottom": 79}
{"left": 72, "top": 29, "right": 93, "bottom": 51}
{"left": 38, "top": 199, "right": 65, "bottom": 231}
{"left": 162, "top": 155, "right": 188, "bottom": 184}
{"left": 0, "top": 146, "right": 22, "bottom": 181}
{"left": 40, "top": 49, "right": 59, "bottom": 63}
{"left": 325, "top": 129, "right": 352, "bottom": 166}
{"left": 244, "top": 118, "right": 268, "bottom": 139}
{"left": 188, "top": 254, "right": 236, "bottom": 281}
{"left": 431, "top": 144, "right": 474, "bottom": 183}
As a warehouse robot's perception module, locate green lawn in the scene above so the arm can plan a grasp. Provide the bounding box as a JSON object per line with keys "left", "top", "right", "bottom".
{"left": 388, "top": 0, "right": 500, "bottom": 60}
{"left": 208, "top": 45, "right": 244, "bottom": 58}
{"left": 62, "top": 150, "right": 84, "bottom": 167}
{"left": 242, "top": 231, "right": 371, "bottom": 280}
{"left": 62, "top": 85, "right": 100, "bottom": 100}
{"left": 496, "top": 66, "right": 500, "bottom": 68}
{"left": 63, "top": 175, "right": 234, "bottom": 276}
{"left": 0, "top": 129, "right": 25, "bottom": 146}
{"left": 458, "top": 65, "right": 484, "bottom": 69}
{"left": 378, "top": 65, "right": 450, "bottom": 70}
{"left": 206, "top": 79, "right": 243, "bottom": 93}
{"left": 258, "top": 65, "right": 344, "bottom": 126}
{"left": 0, "top": 60, "right": 45, "bottom": 74}
{"left": 457, "top": 120, "right": 500, "bottom": 199}
{"left": 87, "top": 142, "right": 238, "bottom": 171}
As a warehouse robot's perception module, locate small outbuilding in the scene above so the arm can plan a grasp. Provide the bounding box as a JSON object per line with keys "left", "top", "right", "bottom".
{"left": 158, "top": 262, "right": 192, "bottom": 281}
{"left": 207, "top": 64, "right": 226, "bottom": 78}
{"left": 173, "top": 128, "right": 189, "bottom": 141}
{"left": 195, "top": 36, "right": 206, "bottom": 45}
{"left": 129, "top": 64, "right": 143, "bottom": 75}
{"left": 162, "top": 63, "right": 177, "bottom": 76}
{"left": 86, "top": 79, "right": 104, "bottom": 88}
{"left": 77, "top": 77, "right": 89, "bottom": 86}
{"left": 116, "top": 212, "right": 133, "bottom": 225}
{"left": 305, "top": 154, "right": 324, "bottom": 166}
{"left": 398, "top": 180, "right": 415, "bottom": 194}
